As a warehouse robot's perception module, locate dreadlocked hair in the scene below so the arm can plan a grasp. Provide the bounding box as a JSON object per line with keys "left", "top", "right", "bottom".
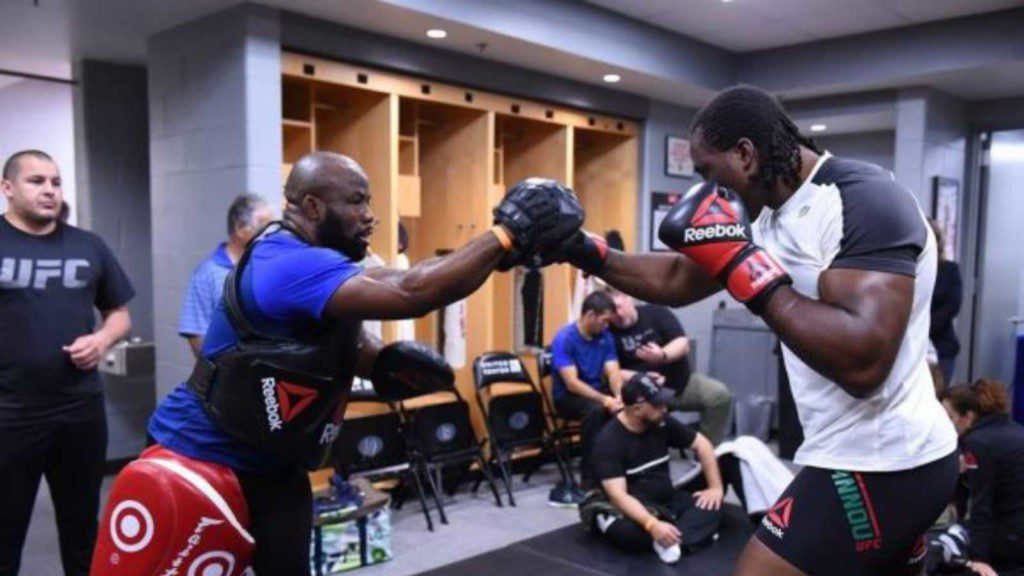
{"left": 691, "top": 85, "right": 822, "bottom": 190}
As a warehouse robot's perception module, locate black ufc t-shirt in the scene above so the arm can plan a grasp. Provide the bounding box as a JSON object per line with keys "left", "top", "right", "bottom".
{"left": 610, "top": 305, "right": 692, "bottom": 393}
{"left": 592, "top": 415, "right": 696, "bottom": 507}
{"left": 0, "top": 218, "right": 135, "bottom": 422}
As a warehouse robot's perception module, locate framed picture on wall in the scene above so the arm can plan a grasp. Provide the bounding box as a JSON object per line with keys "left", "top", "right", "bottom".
{"left": 932, "top": 176, "right": 960, "bottom": 261}
{"left": 650, "top": 191, "right": 683, "bottom": 251}
{"left": 665, "top": 136, "right": 694, "bottom": 177}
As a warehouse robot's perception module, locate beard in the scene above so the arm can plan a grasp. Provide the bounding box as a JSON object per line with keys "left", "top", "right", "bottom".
{"left": 316, "top": 208, "right": 367, "bottom": 261}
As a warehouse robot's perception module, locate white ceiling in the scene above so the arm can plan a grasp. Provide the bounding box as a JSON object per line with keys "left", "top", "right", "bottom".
{"left": 0, "top": 0, "right": 1022, "bottom": 119}
{"left": 586, "top": 0, "right": 1024, "bottom": 52}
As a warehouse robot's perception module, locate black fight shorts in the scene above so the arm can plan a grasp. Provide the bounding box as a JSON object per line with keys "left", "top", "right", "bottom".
{"left": 755, "top": 451, "right": 958, "bottom": 576}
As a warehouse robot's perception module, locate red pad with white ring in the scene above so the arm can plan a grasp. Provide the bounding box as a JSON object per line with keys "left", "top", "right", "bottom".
{"left": 90, "top": 445, "right": 255, "bottom": 576}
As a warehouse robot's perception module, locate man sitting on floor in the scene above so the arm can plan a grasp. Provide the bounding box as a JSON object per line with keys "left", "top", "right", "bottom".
{"left": 583, "top": 373, "right": 724, "bottom": 564}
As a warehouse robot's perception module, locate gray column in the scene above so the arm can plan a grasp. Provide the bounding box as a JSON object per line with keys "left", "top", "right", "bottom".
{"left": 894, "top": 88, "right": 966, "bottom": 215}
{"left": 149, "top": 5, "right": 282, "bottom": 397}
{"left": 75, "top": 60, "right": 154, "bottom": 460}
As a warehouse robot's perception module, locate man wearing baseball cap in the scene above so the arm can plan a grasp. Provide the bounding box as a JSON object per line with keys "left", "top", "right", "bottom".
{"left": 586, "top": 373, "right": 725, "bottom": 564}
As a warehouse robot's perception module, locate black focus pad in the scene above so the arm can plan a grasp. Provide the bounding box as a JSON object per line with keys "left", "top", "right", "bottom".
{"left": 369, "top": 341, "right": 454, "bottom": 400}
{"left": 493, "top": 178, "right": 584, "bottom": 256}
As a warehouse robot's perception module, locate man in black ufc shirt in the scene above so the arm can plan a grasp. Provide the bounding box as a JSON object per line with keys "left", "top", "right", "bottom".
{"left": 589, "top": 373, "right": 725, "bottom": 564}
{"left": 608, "top": 290, "right": 733, "bottom": 444}
{"left": 0, "top": 150, "right": 134, "bottom": 576}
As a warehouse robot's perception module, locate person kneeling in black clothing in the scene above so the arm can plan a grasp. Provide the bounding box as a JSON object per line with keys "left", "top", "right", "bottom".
{"left": 583, "top": 373, "right": 724, "bottom": 564}
{"left": 940, "top": 379, "right": 1024, "bottom": 576}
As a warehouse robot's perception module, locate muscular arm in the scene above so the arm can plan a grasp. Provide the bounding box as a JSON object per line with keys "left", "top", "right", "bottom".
{"left": 353, "top": 329, "right": 384, "bottom": 379}
{"left": 762, "top": 268, "right": 913, "bottom": 398}
{"left": 325, "top": 232, "right": 505, "bottom": 321}
{"left": 596, "top": 251, "right": 721, "bottom": 307}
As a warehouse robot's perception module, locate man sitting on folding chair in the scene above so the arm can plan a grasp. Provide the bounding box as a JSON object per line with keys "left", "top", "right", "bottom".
{"left": 551, "top": 290, "right": 625, "bottom": 496}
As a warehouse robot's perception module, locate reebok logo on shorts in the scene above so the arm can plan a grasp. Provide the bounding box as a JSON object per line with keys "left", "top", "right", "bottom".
{"left": 761, "top": 496, "right": 794, "bottom": 539}
{"left": 831, "top": 471, "right": 883, "bottom": 553}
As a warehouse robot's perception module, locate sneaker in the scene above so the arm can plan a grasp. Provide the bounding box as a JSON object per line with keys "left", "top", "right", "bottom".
{"left": 653, "top": 541, "right": 682, "bottom": 564}
{"left": 595, "top": 512, "right": 617, "bottom": 533}
{"left": 547, "top": 482, "right": 585, "bottom": 508}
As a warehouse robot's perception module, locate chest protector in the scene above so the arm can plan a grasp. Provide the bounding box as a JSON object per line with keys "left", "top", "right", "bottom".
{"left": 188, "top": 225, "right": 361, "bottom": 470}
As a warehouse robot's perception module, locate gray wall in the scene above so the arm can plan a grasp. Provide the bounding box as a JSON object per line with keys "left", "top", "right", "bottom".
{"left": 815, "top": 131, "right": 895, "bottom": 173}
{"left": 149, "top": 5, "right": 283, "bottom": 398}
{"left": 894, "top": 88, "right": 967, "bottom": 215}
{"left": 75, "top": 60, "right": 154, "bottom": 460}
{"left": 639, "top": 100, "right": 731, "bottom": 375}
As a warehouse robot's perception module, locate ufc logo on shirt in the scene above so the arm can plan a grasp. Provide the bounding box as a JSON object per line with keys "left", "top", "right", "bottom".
{"left": 0, "top": 258, "right": 90, "bottom": 290}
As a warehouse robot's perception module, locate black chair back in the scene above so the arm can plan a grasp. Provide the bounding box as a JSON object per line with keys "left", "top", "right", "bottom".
{"left": 473, "top": 352, "right": 533, "bottom": 389}
{"left": 333, "top": 406, "right": 408, "bottom": 477}
{"left": 406, "top": 400, "right": 478, "bottom": 460}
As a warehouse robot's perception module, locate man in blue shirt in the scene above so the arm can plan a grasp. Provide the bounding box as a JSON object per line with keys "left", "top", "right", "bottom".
{"left": 552, "top": 290, "right": 624, "bottom": 490}
{"left": 178, "top": 193, "right": 273, "bottom": 357}
{"left": 92, "top": 153, "right": 584, "bottom": 576}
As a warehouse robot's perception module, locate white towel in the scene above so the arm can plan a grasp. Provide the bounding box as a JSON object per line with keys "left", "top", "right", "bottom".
{"left": 444, "top": 298, "right": 467, "bottom": 369}
{"left": 715, "top": 436, "right": 796, "bottom": 514}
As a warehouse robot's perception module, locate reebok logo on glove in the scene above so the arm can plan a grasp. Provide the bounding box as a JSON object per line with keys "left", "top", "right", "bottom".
{"left": 684, "top": 223, "right": 747, "bottom": 243}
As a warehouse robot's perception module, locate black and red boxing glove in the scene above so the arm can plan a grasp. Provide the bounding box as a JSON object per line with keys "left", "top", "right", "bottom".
{"left": 658, "top": 182, "right": 791, "bottom": 314}
{"left": 551, "top": 229, "right": 609, "bottom": 275}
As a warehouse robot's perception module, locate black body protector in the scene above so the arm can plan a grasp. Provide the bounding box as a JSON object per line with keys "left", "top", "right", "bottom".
{"left": 188, "top": 224, "right": 360, "bottom": 470}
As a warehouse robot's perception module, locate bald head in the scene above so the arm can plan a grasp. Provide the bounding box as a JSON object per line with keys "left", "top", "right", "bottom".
{"left": 284, "top": 152, "right": 367, "bottom": 205}
{"left": 283, "top": 151, "right": 375, "bottom": 261}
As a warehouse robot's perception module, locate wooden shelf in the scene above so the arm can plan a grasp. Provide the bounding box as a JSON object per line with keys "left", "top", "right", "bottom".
{"left": 281, "top": 53, "right": 639, "bottom": 446}
{"left": 398, "top": 174, "right": 421, "bottom": 217}
{"left": 399, "top": 135, "right": 418, "bottom": 177}
{"left": 283, "top": 122, "right": 312, "bottom": 164}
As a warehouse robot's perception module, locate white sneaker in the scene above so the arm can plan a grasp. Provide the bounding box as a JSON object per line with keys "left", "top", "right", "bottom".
{"left": 595, "top": 512, "right": 617, "bottom": 534}
{"left": 653, "top": 541, "right": 681, "bottom": 564}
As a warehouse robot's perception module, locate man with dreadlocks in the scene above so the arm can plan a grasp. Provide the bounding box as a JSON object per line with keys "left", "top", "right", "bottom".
{"left": 549, "top": 86, "right": 957, "bottom": 576}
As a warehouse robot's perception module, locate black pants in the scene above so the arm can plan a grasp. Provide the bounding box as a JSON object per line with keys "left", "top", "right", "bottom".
{"left": 755, "top": 452, "right": 959, "bottom": 576}
{"left": 555, "top": 394, "right": 610, "bottom": 486}
{"left": 600, "top": 489, "right": 722, "bottom": 553}
{"left": 0, "top": 415, "right": 107, "bottom": 576}
{"left": 237, "top": 465, "right": 313, "bottom": 575}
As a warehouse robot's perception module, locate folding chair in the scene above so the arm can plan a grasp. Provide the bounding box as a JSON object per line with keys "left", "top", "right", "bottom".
{"left": 332, "top": 396, "right": 439, "bottom": 530}
{"left": 536, "top": 346, "right": 583, "bottom": 459}
{"left": 473, "top": 352, "right": 574, "bottom": 506}
{"left": 398, "top": 389, "right": 504, "bottom": 524}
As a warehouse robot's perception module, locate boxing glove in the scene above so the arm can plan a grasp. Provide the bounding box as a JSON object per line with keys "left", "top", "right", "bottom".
{"left": 550, "top": 229, "right": 610, "bottom": 275}
{"left": 493, "top": 178, "right": 584, "bottom": 270}
{"left": 658, "top": 182, "right": 790, "bottom": 314}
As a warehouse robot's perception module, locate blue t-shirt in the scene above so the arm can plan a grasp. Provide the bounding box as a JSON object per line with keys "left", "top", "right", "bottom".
{"left": 149, "top": 231, "right": 361, "bottom": 473}
{"left": 178, "top": 243, "right": 233, "bottom": 338}
{"left": 550, "top": 322, "right": 617, "bottom": 401}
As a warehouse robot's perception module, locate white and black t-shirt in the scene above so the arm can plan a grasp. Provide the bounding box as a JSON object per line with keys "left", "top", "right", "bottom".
{"left": 592, "top": 416, "right": 697, "bottom": 507}
{"left": 752, "top": 153, "right": 957, "bottom": 472}
{"left": 0, "top": 218, "right": 135, "bottom": 422}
